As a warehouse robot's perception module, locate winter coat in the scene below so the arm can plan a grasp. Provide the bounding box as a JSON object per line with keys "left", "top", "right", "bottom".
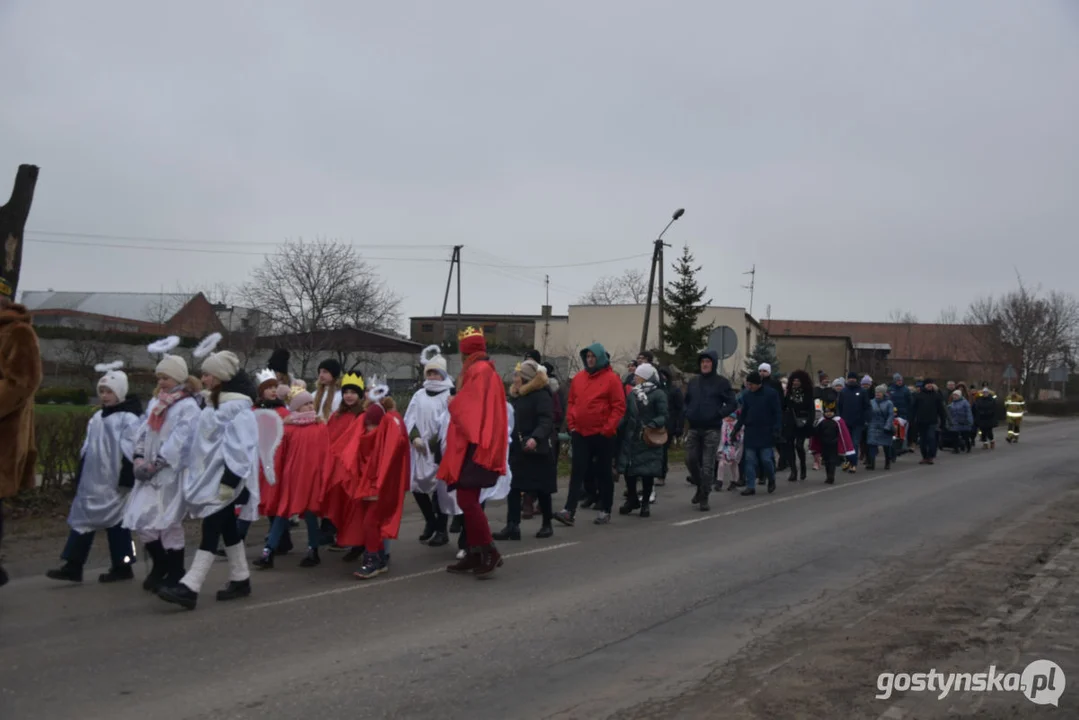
{"left": 665, "top": 382, "right": 686, "bottom": 437}
{"left": 867, "top": 398, "right": 896, "bottom": 447}
{"left": 0, "top": 302, "right": 42, "bottom": 499}
{"left": 733, "top": 385, "right": 782, "bottom": 449}
{"left": 948, "top": 398, "right": 974, "bottom": 433}
{"left": 684, "top": 349, "right": 737, "bottom": 430}
{"left": 509, "top": 372, "right": 557, "bottom": 494}
{"left": 888, "top": 383, "right": 913, "bottom": 420}
{"left": 616, "top": 383, "right": 669, "bottom": 479}
{"left": 838, "top": 383, "right": 871, "bottom": 427}
{"left": 782, "top": 386, "right": 815, "bottom": 438}
{"left": 547, "top": 376, "right": 565, "bottom": 431}
{"left": 910, "top": 388, "right": 948, "bottom": 427}
{"left": 973, "top": 393, "right": 998, "bottom": 429}
{"left": 566, "top": 343, "right": 625, "bottom": 438}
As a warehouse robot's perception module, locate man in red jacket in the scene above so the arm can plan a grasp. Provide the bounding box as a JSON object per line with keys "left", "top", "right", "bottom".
{"left": 440, "top": 327, "right": 509, "bottom": 577}
{"left": 555, "top": 343, "right": 626, "bottom": 526}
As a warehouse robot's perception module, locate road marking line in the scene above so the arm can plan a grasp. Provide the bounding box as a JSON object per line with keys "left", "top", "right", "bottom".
{"left": 244, "top": 541, "right": 580, "bottom": 611}
{"left": 670, "top": 470, "right": 907, "bottom": 527}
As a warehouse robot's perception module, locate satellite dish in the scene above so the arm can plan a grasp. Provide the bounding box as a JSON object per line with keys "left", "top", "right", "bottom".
{"left": 707, "top": 326, "right": 738, "bottom": 360}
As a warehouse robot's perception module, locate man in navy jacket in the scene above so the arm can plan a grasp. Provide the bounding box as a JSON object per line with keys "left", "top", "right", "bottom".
{"left": 838, "top": 372, "right": 871, "bottom": 470}
{"left": 732, "top": 371, "right": 782, "bottom": 496}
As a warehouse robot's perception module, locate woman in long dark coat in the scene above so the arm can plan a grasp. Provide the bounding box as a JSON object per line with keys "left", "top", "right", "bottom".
{"left": 616, "top": 363, "right": 668, "bottom": 519}
{"left": 494, "top": 360, "right": 556, "bottom": 541}
{"left": 782, "top": 370, "right": 815, "bottom": 482}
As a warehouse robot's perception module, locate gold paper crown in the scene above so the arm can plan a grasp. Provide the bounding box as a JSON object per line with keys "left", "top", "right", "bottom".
{"left": 341, "top": 372, "right": 365, "bottom": 391}
{"left": 458, "top": 326, "right": 484, "bottom": 341}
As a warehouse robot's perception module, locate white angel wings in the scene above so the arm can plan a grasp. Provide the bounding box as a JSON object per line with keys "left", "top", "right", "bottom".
{"left": 252, "top": 408, "right": 285, "bottom": 485}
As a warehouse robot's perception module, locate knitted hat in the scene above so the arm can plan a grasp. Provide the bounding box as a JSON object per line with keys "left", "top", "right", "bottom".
{"left": 861, "top": 375, "right": 872, "bottom": 386}
{"left": 847, "top": 371, "right": 859, "bottom": 380}
{"left": 832, "top": 377, "right": 845, "bottom": 389}
{"left": 746, "top": 371, "right": 762, "bottom": 385}
{"left": 952, "top": 390, "right": 962, "bottom": 400}
{"left": 363, "top": 401, "right": 386, "bottom": 427}
{"left": 524, "top": 349, "right": 542, "bottom": 364}
{"left": 893, "top": 373, "right": 903, "bottom": 382}
{"left": 268, "top": 348, "right": 290, "bottom": 375}
{"left": 518, "top": 359, "right": 541, "bottom": 382}
{"left": 95, "top": 362, "right": 129, "bottom": 400}
{"left": 289, "top": 390, "right": 314, "bottom": 412}
{"left": 458, "top": 326, "right": 487, "bottom": 356}
{"left": 875, "top": 384, "right": 888, "bottom": 394}
{"left": 202, "top": 351, "right": 241, "bottom": 382}
{"left": 424, "top": 355, "right": 448, "bottom": 379}
{"left": 758, "top": 362, "right": 772, "bottom": 374}
{"left": 155, "top": 355, "right": 188, "bottom": 384}
{"left": 635, "top": 362, "right": 657, "bottom": 382}
{"left": 318, "top": 358, "right": 342, "bottom": 380}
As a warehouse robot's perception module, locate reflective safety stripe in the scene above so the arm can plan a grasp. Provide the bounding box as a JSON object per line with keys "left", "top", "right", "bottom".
{"left": 1007, "top": 412, "right": 1024, "bottom": 418}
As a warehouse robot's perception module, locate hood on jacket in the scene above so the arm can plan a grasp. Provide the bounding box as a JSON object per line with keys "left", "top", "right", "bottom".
{"left": 580, "top": 343, "right": 611, "bottom": 373}
{"left": 512, "top": 370, "right": 550, "bottom": 397}
{"left": 697, "top": 349, "right": 719, "bottom": 377}
{"left": 102, "top": 394, "right": 143, "bottom": 418}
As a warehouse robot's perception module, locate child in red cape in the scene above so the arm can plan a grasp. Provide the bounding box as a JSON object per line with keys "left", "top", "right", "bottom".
{"left": 352, "top": 391, "right": 411, "bottom": 580}
{"left": 245, "top": 370, "right": 292, "bottom": 550}
{"left": 253, "top": 389, "right": 335, "bottom": 569}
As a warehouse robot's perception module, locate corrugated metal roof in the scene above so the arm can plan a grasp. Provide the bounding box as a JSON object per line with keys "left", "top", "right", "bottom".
{"left": 20, "top": 291, "right": 193, "bottom": 323}
{"left": 854, "top": 343, "right": 892, "bottom": 351}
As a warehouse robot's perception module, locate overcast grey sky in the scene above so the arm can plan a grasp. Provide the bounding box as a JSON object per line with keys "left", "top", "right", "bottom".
{"left": 3, "top": 1, "right": 1077, "bottom": 329}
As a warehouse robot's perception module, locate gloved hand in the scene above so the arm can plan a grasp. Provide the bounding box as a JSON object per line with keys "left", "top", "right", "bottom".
{"left": 217, "top": 484, "right": 237, "bottom": 504}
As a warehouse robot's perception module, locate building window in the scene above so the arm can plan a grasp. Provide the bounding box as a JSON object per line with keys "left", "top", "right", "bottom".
{"left": 421, "top": 323, "right": 434, "bottom": 332}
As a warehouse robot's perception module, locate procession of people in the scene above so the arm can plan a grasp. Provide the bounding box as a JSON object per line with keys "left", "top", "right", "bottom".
{"left": 2, "top": 311, "right": 1031, "bottom": 605}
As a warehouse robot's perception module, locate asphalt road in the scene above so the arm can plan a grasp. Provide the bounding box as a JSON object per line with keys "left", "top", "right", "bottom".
{"left": 2, "top": 420, "right": 1076, "bottom": 720}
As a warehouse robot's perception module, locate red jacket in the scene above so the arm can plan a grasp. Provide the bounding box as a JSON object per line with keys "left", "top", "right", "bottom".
{"left": 567, "top": 366, "right": 625, "bottom": 438}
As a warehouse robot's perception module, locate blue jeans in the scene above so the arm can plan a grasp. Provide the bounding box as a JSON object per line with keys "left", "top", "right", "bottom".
{"left": 743, "top": 447, "right": 775, "bottom": 490}
{"left": 847, "top": 424, "right": 865, "bottom": 468}
{"left": 917, "top": 423, "right": 939, "bottom": 459}
{"left": 267, "top": 512, "right": 320, "bottom": 551}
{"left": 61, "top": 525, "right": 135, "bottom": 569}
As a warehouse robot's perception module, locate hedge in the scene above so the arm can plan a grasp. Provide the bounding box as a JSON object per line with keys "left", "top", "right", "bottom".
{"left": 1027, "top": 399, "right": 1079, "bottom": 417}
{"left": 35, "top": 410, "right": 88, "bottom": 490}
{"left": 36, "top": 386, "right": 89, "bottom": 405}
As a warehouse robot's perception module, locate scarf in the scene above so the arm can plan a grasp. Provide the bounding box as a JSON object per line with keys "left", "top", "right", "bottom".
{"left": 148, "top": 387, "right": 190, "bottom": 432}
{"left": 284, "top": 410, "right": 319, "bottom": 426}
{"left": 633, "top": 381, "right": 656, "bottom": 406}
{"left": 424, "top": 377, "right": 455, "bottom": 394}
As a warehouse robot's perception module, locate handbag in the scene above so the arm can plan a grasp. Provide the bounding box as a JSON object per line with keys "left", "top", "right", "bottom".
{"left": 642, "top": 426, "right": 668, "bottom": 448}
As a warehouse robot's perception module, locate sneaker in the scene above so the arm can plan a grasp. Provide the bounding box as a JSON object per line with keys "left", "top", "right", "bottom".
{"left": 253, "top": 550, "right": 274, "bottom": 570}
{"left": 455, "top": 549, "right": 468, "bottom": 561}
{"left": 649, "top": 489, "right": 657, "bottom": 504}
{"left": 353, "top": 552, "right": 387, "bottom": 580}
{"left": 299, "top": 548, "right": 321, "bottom": 568}
{"left": 553, "top": 510, "right": 575, "bottom": 527}
{"left": 593, "top": 512, "right": 611, "bottom": 525}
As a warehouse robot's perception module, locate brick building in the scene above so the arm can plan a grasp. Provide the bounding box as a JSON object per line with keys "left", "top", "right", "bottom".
{"left": 410, "top": 312, "right": 567, "bottom": 353}
{"left": 765, "top": 320, "right": 1013, "bottom": 385}
{"left": 20, "top": 291, "right": 226, "bottom": 337}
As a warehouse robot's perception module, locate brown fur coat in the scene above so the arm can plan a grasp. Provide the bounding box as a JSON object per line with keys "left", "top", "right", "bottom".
{"left": 0, "top": 302, "right": 42, "bottom": 498}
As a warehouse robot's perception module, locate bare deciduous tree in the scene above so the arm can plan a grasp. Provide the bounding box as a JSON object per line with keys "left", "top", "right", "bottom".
{"left": 241, "top": 238, "right": 402, "bottom": 377}
{"left": 887, "top": 308, "right": 919, "bottom": 324}
{"left": 966, "top": 274, "right": 1079, "bottom": 395}
{"left": 578, "top": 268, "right": 649, "bottom": 305}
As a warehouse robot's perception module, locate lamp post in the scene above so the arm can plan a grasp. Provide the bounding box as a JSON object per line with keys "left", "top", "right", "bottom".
{"left": 641, "top": 208, "right": 684, "bottom": 354}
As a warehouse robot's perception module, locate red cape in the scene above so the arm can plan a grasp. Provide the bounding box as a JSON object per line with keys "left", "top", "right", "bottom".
{"left": 258, "top": 405, "right": 290, "bottom": 516}
{"left": 321, "top": 419, "right": 376, "bottom": 547}
{"left": 437, "top": 357, "right": 508, "bottom": 485}
{"left": 268, "top": 420, "right": 335, "bottom": 518}
{"left": 360, "top": 411, "right": 411, "bottom": 541}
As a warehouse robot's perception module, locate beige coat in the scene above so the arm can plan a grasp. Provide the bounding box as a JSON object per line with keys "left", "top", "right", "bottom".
{"left": 0, "top": 302, "right": 42, "bottom": 498}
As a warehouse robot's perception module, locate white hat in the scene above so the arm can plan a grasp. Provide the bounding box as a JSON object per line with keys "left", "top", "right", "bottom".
{"left": 424, "top": 354, "right": 448, "bottom": 378}
{"left": 201, "top": 350, "right": 241, "bottom": 382}
{"left": 635, "top": 362, "right": 657, "bottom": 382}
{"left": 98, "top": 371, "right": 129, "bottom": 400}
{"left": 759, "top": 363, "right": 772, "bottom": 374}
{"left": 155, "top": 354, "right": 188, "bottom": 384}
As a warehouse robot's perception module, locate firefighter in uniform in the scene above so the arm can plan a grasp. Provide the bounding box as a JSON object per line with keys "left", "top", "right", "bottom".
{"left": 1005, "top": 390, "right": 1026, "bottom": 443}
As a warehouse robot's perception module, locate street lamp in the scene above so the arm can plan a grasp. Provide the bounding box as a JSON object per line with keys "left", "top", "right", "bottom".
{"left": 641, "top": 208, "right": 685, "bottom": 354}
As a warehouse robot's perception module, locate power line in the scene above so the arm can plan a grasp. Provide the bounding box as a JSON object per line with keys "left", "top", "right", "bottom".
{"left": 463, "top": 252, "right": 651, "bottom": 270}
{"left": 24, "top": 237, "right": 450, "bottom": 262}
{"left": 26, "top": 229, "right": 449, "bottom": 250}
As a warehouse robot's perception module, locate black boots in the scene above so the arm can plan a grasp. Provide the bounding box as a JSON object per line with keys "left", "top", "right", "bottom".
{"left": 493, "top": 523, "right": 521, "bottom": 541}
{"left": 299, "top": 547, "right": 321, "bottom": 567}
{"left": 143, "top": 540, "right": 168, "bottom": 591}
{"left": 619, "top": 497, "right": 641, "bottom": 515}
{"left": 164, "top": 549, "right": 186, "bottom": 586}
{"left": 216, "top": 579, "right": 252, "bottom": 602}
{"left": 158, "top": 584, "right": 198, "bottom": 610}
{"left": 884, "top": 455, "right": 892, "bottom": 470}
{"left": 98, "top": 565, "right": 135, "bottom": 584}
{"left": 253, "top": 549, "right": 274, "bottom": 570}
{"left": 536, "top": 524, "right": 554, "bottom": 538}
{"left": 46, "top": 563, "right": 83, "bottom": 583}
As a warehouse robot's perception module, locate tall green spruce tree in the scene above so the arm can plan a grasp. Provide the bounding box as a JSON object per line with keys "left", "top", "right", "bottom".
{"left": 662, "top": 245, "right": 714, "bottom": 373}
{"left": 744, "top": 333, "right": 780, "bottom": 375}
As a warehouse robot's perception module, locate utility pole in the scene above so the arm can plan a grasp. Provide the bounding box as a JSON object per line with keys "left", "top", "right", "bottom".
{"left": 542, "top": 274, "right": 551, "bottom": 356}
{"left": 639, "top": 208, "right": 684, "bottom": 354}
{"left": 742, "top": 265, "right": 756, "bottom": 317}
{"left": 439, "top": 245, "right": 463, "bottom": 348}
